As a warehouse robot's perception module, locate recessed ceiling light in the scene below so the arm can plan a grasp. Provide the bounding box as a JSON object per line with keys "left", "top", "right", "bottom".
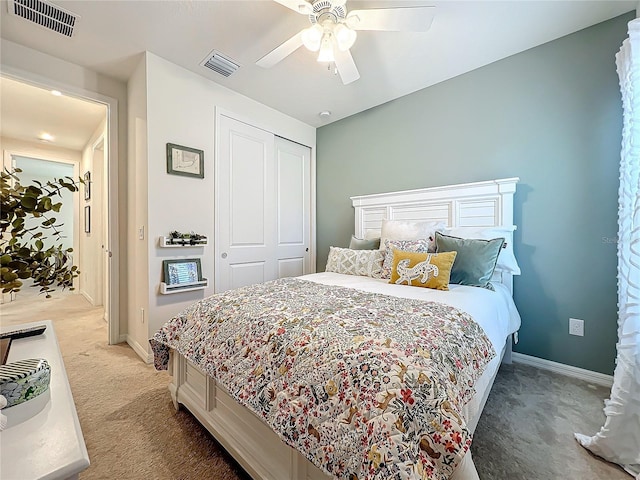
{"left": 319, "top": 111, "right": 331, "bottom": 119}
{"left": 39, "top": 133, "right": 54, "bottom": 142}
{"left": 50, "top": 90, "right": 62, "bottom": 96}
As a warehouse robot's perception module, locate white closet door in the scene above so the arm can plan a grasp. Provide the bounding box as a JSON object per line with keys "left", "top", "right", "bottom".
{"left": 217, "top": 115, "right": 276, "bottom": 292}
{"left": 274, "top": 136, "right": 311, "bottom": 279}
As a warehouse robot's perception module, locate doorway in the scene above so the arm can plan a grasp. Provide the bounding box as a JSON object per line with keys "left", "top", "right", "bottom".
{"left": 0, "top": 74, "right": 119, "bottom": 344}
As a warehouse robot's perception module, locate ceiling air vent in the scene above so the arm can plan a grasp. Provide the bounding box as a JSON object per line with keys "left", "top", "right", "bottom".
{"left": 7, "top": 0, "right": 79, "bottom": 37}
{"left": 200, "top": 50, "right": 240, "bottom": 77}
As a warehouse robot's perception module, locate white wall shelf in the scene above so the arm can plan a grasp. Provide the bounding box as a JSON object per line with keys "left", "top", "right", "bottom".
{"left": 159, "top": 279, "right": 208, "bottom": 294}
{"left": 159, "top": 236, "right": 208, "bottom": 248}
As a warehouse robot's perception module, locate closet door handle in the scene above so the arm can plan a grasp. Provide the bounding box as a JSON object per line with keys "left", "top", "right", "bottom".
{"left": 221, "top": 252, "right": 228, "bottom": 259}
{"left": 305, "top": 248, "right": 309, "bottom": 252}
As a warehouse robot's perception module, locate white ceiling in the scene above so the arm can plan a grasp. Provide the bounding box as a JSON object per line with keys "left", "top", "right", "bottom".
{"left": 0, "top": 76, "right": 107, "bottom": 150}
{"left": 0, "top": 0, "right": 636, "bottom": 128}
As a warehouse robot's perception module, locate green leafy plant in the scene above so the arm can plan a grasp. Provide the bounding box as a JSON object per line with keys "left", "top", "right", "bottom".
{"left": 1, "top": 168, "right": 81, "bottom": 298}
{"left": 167, "top": 230, "right": 207, "bottom": 245}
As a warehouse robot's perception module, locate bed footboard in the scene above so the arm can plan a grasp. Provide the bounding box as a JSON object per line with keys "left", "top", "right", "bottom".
{"left": 168, "top": 350, "right": 483, "bottom": 480}
{"left": 169, "top": 350, "right": 329, "bottom": 480}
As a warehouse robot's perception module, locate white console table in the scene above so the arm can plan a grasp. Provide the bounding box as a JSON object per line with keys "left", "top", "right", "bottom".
{"left": 0, "top": 320, "right": 89, "bottom": 480}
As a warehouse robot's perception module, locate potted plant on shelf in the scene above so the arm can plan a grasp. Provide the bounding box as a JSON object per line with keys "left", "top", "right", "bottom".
{"left": 167, "top": 230, "right": 207, "bottom": 246}
{"left": 0, "top": 168, "right": 80, "bottom": 298}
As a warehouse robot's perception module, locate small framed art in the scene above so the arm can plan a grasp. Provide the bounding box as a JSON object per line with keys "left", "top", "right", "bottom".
{"left": 162, "top": 258, "right": 203, "bottom": 286}
{"left": 84, "top": 205, "right": 91, "bottom": 233}
{"left": 84, "top": 171, "right": 91, "bottom": 200}
{"left": 166, "top": 143, "right": 204, "bottom": 178}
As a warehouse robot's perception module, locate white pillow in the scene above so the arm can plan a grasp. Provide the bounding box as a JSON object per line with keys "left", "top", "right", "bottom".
{"left": 381, "top": 238, "right": 431, "bottom": 279}
{"left": 379, "top": 219, "right": 447, "bottom": 252}
{"left": 445, "top": 226, "right": 521, "bottom": 275}
{"left": 325, "top": 247, "right": 385, "bottom": 279}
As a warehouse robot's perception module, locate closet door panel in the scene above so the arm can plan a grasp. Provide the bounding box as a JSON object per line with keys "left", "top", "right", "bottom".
{"left": 274, "top": 137, "right": 311, "bottom": 278}
{"left": 278, "top": 258, "right": 304, "bottom": 279}
{"left": 217, "top": 115, "right": 276, "bottom": 292}
{"left": 230, "top": 135, "right": 266, "bottom": 246}
{"left": 230, "top": 261, "right": 266, "bottom": 290}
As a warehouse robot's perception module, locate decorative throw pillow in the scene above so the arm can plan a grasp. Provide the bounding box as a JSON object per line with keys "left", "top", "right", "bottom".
{"left": 325, "top": 247, "right": 385, "bottom": 279}
{"left": 349, "top": 236, "right": 381, "bottom": 250}
{"left": 390, "top": 250, "right": 457, "bottom": 291}
{"left": 435, "top": 232, "right": 504, "bottom": 290}
{"left": 381, "top": 238, "right": 431, "bottom": 279}
{"left": 379, "top": 219, "right": 447, "bottom": 252}
{"left": 445, "top": 226, "right": 520, "bottom": 275}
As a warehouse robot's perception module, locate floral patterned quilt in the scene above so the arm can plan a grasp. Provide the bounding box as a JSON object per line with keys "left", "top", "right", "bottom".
{"left": 150, "top": 278, "right": 495, "bottom": 480}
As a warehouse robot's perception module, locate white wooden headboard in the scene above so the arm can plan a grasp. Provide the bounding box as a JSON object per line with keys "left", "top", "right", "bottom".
{"left": 351, "top": 177, "right": 520, "bottom": 292}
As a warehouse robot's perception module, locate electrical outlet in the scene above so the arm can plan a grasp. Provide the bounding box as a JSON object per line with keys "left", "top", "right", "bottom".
{"left": 569, "top": 318, "right": 584, "bottom": 337}
{"left": 138, "top": 226, "right": 145, "bottom": 240}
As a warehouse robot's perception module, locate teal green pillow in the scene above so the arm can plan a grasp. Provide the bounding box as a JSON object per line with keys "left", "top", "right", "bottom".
{"left": 349, "top": 236, "right": 380, "bottom": 250}
{"left": 435, "top": 232, "right": 504, "bottom": 290}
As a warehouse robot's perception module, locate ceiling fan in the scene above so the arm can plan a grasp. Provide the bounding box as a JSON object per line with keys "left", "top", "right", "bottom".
{"left": 256, "top": 0, "right": 435, "bottom": 85}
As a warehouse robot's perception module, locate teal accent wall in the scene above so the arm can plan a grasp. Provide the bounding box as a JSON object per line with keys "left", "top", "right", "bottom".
{"left": 316, "top": 12, "right": 633, "bottom": 375}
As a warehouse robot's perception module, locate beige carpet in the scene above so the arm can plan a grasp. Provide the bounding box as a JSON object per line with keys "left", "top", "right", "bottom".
{"left": 0, "top": 290, "right": 630, "bottom": 479}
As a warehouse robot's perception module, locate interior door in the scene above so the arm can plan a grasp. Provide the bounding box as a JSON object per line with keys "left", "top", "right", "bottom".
{"left": 217, "top": 115, "right": 277, "bottom": 292}
{"left": 274, "top": 136, "right": 311, "bottom": 278}
{"left": 216, "top": 116, "right": 312, "bottom": 293}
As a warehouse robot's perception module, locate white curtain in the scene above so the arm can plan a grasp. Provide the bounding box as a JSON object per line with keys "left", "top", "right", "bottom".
{"left": 574, "top": 18, "right": 640, "bottom": 479}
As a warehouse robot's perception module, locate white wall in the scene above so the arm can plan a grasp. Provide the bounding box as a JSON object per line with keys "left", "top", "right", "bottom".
{"left": 1, "top": 136, "right": 82, "bottom": 167}
{"left": 126, "top": 56, "right": 150, "bottom": 356}
{"left": 139, "top": 52, "right": 316, "bottom": 357}
{"left": 1, "top": 40, "right": 128, "bottom": 337}
{"left": 79, "top": 120, "right": 107, "bottom": 306}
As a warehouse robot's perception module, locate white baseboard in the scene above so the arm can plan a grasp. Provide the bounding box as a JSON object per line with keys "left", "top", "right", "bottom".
{"left": 118, "top": 334, "right": 128, "bottom": 343}
{"left": 80, "top": 290, "right": 95, "bottom": 305}
{"left": 126, "top": 335, "right": 153, "bottom": 364}
{"left": 512, "top": 352, "right": 613, "bottom": 388}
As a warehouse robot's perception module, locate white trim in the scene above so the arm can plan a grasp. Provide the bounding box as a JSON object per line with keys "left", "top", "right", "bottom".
{"left": 512, "top": 352, "right": 614, "bottom": 388}
{"left": 126, "top": 335, "right": 153, "bottom": 364}
{"left": 80, "top": 291, "right": 95, "bottom": 306}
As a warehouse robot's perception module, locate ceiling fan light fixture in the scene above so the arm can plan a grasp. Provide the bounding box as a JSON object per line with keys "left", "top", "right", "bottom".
{"left": 334, "top": 23, "right": 356, "bottom": 51}
{"left": 302, "top": 24, "right": 323, "bottom": 51}
{"left": 317, "top": 32, "right": 335, "bottom": 62}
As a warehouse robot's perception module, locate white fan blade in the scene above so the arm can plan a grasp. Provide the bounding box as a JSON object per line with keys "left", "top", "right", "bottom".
{"left": 334, "top": 48, "right": 360, "bottom": 85}
{"left": 273, "top": 0, "right": 313, "bottom": 15}
{"left": 347, "top": 7, "right": 435, "bottom": 32}
{"left": 257, "top": 31, "right": 304, "bottom": 68}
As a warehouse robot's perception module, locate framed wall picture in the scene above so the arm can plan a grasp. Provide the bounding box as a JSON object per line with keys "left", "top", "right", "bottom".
{"left": 84, "top": 205, "right": 91, "bottom": 233}
{"left": 84, "top": 171, "right": 91, "bottom": 200}
{"left": 163, "top": 258, "right": 203, "bottom": 286}
{"left": 166, "top": 143, "right": 204, "bottom": 178}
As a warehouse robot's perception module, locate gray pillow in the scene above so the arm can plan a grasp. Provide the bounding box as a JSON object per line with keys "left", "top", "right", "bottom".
{"left": 349, "top": 235, "right": 380, "bottom": 250}
{"left": 435, "top": 232, "right": 504, "bottom": 290}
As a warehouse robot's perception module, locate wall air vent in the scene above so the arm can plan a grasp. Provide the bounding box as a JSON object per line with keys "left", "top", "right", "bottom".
{"left": 200, "top": 50, "right": 240, "bottom": 77}
{"left": 7, "top": 0, "right": 79, "bottom": 37}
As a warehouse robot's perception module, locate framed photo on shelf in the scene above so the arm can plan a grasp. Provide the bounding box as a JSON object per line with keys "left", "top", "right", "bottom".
{"left": 83, "top": 171, "right": 91, "bottom": 200}
{"left": 84, "top": 206, "right": 91, "bottom": 233}
{"left": 166, "top": 143, "right": 204, "bottom": 178}
{"left": 163, "top": 258, "right": 203, "bottom": 286}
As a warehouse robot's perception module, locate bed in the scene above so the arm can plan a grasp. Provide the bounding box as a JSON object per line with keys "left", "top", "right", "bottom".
{"left": 150, "top": 177, "right": 521, "bottom": 480}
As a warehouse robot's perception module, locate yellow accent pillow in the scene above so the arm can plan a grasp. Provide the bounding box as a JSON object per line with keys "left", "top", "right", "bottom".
{"left": 390, "top": 249, "right": 457, "bottom": 291}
